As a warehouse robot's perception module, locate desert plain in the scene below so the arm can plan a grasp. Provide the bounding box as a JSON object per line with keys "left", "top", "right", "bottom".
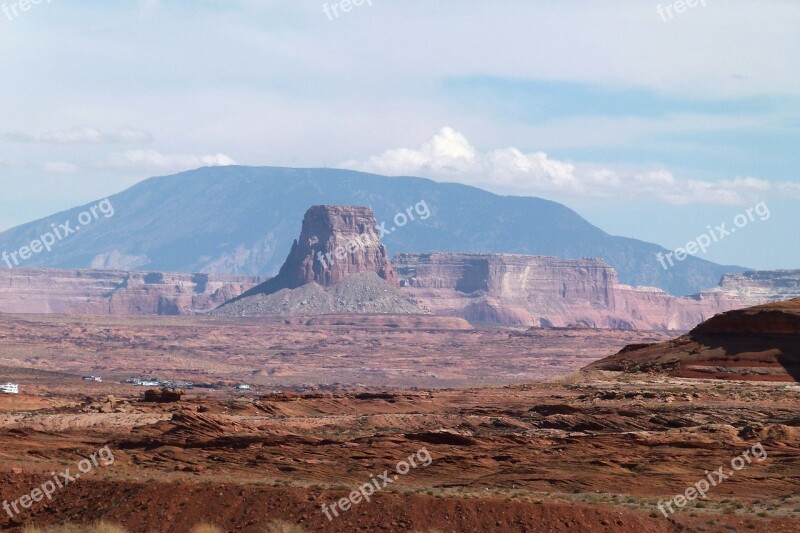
{"left": 1, "top": 314, "right": 799, "bottom": 532}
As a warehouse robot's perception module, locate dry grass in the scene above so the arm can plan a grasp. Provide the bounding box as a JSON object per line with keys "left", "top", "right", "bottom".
{"left": 22, "top": 521, "right": 127, "bottom": 533}
{"left": 263, "top": 519, "right": 307, "bottom": 533}
{"left": 189, "top": 524, "right": 224, "bottom": 533}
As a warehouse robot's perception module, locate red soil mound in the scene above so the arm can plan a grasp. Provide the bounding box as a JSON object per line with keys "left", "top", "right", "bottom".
{"left": 587, "top": 298, "right": 800, "bottom": 381}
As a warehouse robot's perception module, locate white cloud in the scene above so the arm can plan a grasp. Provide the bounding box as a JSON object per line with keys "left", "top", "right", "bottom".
{"left": 345, "top": 127, "right": 784, "bottom": 205}
{"left": 778, "top": 182, "right": 800, "bottom": 198}
{"left": 6, "top": 126, "right": 152, "bottom": 145}
{"left": 105, "top": 149, "right": 237, "bottom": 172}
{"left": 43, "top": 161, "right": 79, "bottom": 174}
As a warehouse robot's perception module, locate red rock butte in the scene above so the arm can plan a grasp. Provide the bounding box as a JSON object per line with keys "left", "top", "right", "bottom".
{"left": 233, "top": 205, "right": 399, "bottom": 299}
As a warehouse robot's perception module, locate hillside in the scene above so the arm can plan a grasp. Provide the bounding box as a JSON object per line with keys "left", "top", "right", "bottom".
{"left": 586, "top": 297, "right": 800, "bottom": 381}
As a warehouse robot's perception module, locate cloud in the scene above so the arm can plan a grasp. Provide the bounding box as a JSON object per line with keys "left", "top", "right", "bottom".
{"left": 344, "top": 127, "right": 783, "bottom": 205}
{"left": 43, "top": 161, "right": 79, "bottom": 174}
{"left": 105, "top": 149, "right": 237, "bottom": 172}
{"left": 778, "top": 182, "right": 800, "bottom": 198}
{"left": 6, "top": 126, "right": 152, "bottom": 145}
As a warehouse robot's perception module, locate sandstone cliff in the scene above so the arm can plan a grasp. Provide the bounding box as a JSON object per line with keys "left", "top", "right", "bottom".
{"left": 394, "top": 253, "right": 799, "bottom": 331}
{"left": 0, "top": 269, "right": 263, "bottom": 315}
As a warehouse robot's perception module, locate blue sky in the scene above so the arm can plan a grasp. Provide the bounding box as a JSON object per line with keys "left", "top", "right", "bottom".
{"left": 0, "top": 0, "right": 798, "bottom": 269}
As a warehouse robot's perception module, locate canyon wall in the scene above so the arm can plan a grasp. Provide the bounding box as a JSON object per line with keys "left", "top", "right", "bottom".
{"left": 0, "top": 269, "right": 263, "bottom": 315}
{"left": 394, "top": 253, "right": 800, "bottom": 331}
{"left": 2, "top": 252, "right": 797, "bottom": 328}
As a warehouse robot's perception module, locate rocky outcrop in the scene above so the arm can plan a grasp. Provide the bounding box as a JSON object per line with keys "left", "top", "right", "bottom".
{"left": 586, "top": 298, "right": 800, "bottom": 382}
{"left": 394, "top": 253, "right": 800, "bottom": 331}
{"left": 215, "top": 206, "right": 424, "bottom": 317}
{"left": 237, "top": 205, "right": 397, "bottom": 300}
{"left": 0, "top": 268, "right": 263, "bottom": 315}
{"left": 693, "top": 297, "right": 800, "bottom": 335}
{"left": 144, "top": 388, "right": 184, "bottom": 403}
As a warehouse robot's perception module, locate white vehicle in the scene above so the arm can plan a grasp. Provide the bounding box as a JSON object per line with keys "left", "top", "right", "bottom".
{"left": 0, "top": 383, "right": 19, "bottom": 394}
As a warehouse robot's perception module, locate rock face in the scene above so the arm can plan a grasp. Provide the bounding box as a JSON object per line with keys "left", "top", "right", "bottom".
{"left": 238, "top": 205, "right": 398, "bottom": 299}
{"left": 702, "top": 270, "right": 800, "bottom": 304}
{"left": 144, "top": 388, "right": 184, "bottom": 403}
{"left": 215, "top": 206, "right": 424, "bottom": 317}
{"left": 394, "top": 253, "right": 800, "bottom": 331}
{"left": 395, "top": 254, "right": 621, "bottom": 326}
{"left": 0, "top": 268, "right": 263, "bottom": 315}
{"left": 586, "top": 298, "right": 800, "bottom": 382}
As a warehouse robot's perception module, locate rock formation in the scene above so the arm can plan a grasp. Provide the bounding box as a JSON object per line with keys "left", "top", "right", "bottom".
{"left": 394, "top": 253, "right": 800, "bottom": 330}
{"left": 144, "top": 387, "right": 184, "bottom": 403}
{"left": 215, "top": 206, "right": 424, "bottom": 317}
{"left": 586, "top": 297, "right": 800, "bottom": 382}
{"left": 235, "top": 205, "right": 398, "bottom": 300}
{"left": 0, "top": 268, "right": 263, "bottom": 315}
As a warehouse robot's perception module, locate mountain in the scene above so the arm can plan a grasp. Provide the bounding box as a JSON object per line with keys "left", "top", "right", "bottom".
{"left": 0, "top": 166, "right": 746, "bottom": 295}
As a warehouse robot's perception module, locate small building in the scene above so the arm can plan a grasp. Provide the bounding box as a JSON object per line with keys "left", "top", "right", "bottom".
{"left": 82, "top": 376, "right": 103, "bottom": 382}
{"left": 0, "top": 383, "right": 19, "bottom": 394}
{"left": 236, "top": 383, "right": 251, "bottom": 390}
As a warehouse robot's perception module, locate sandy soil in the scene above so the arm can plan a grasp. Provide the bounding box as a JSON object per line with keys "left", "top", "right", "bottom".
{"left": 0, "top": 314, "right": 674, "bottom": 388}
{"left": 1, "top": 373, "right": 799, "bottom": 531}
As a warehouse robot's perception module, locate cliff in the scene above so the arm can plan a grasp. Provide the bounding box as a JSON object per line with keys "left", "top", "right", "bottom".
{"left": 0, "top": 269, "right": 263, "bottom": 315}
{"left": 394, "top": 253, "right": 799, "bottom": 331}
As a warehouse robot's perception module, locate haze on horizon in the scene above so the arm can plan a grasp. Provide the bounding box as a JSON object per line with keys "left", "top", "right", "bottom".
{"left": 0, "top": 0, "right": 798, "bottom": 269}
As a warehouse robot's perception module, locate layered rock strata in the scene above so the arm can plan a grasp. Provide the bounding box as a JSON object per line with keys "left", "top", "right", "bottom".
{"left": 394, "top": 253, "right": 800, "bottom": 331}
{"left": 0, "top": 268, "right": 263, "bottom": 315}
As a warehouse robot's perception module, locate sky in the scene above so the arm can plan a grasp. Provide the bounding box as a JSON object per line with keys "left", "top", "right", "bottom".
{"left": 0, "top": 0, "right": 798, "bottom": 269}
